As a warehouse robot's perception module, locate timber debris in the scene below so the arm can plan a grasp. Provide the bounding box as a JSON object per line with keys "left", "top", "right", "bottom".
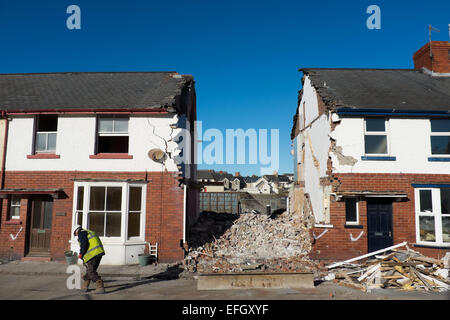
{"left": 325, "top": 245, "right": 450, "bottom": 293}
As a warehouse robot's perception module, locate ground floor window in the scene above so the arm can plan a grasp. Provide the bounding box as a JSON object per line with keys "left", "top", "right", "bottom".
{"left": 345, "top": 197, "right": 359, "bottom": 225}
{"left": 414, "top": 187, "right": 450, "bottom": 246}
{"left": 73, "top": 181, "right": 146, "bottom": 240}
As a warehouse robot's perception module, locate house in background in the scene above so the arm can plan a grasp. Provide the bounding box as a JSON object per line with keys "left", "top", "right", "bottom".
{"left": 0, "top": 72, "right": 199, "bottom": 264}
{"left": 291, "top": 41, "right": 450, "bottom": 261}
{"left": 246, "top": 173, "right": 293, "bottom": 194}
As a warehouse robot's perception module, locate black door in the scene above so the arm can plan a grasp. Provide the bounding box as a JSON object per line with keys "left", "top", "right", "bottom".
{"left": 367, "top": 198, "right": 393, "bottom": 253}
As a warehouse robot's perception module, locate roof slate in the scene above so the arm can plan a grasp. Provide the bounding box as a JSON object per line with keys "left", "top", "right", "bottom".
{"left": 0, "top": 72, "right": 192, "bottom": 112}
{"left": 301, "top": 68, "right": 450, "bottom": 112}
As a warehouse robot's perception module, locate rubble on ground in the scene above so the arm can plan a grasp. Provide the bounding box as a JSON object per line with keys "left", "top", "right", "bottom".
{"left": 325, "top": 246, "right": 450, "bottom": 293}
{"left": 183, "top": 210, "right": 324, "bottom": 275}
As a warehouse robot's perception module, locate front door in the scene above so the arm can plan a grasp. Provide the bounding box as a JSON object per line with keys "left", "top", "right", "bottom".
{"left": 28, "top": 198, "right": 53, "bottom": 255}
{"left": 367, "top": 198, "right": 393, "bottom": 253}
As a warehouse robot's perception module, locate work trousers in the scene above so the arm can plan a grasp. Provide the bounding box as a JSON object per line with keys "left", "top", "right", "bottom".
{"left": 83, "top": 255, "right": 102, "bottom": 282}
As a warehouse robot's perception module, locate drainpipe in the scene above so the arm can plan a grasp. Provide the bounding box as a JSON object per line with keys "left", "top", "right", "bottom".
{"left": 1, "top": 111, "right": 9, "bottom": 190}
{"left": 183, "top": 184, "right": 187, "bottom": 244}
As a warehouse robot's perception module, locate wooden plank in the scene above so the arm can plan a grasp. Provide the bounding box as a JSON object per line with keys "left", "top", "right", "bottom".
{"left": 419, "top": 273, "right": 450, "bottom": 290}
{"left": 358, "top": 264, "right": 380, "bottom": 282}
{"left": 411, "top": 267, "right": 434, "bottom": 292}
{"left": 411, "top": 256, "right": 444, "bottom": 267}
{"left": 327, "top": 242, "right": 408, "bottom": 269}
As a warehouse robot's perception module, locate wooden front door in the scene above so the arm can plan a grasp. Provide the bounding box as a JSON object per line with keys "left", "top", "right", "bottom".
{"left": 367, "top": 198, "right": 393, "bottom": 253}
{"left": 28, "top": 198, "right": 53, "bottom": 255}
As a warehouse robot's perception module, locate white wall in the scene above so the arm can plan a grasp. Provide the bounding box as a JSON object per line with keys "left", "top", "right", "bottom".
{"left": 6, "top": 114, "right": 184, "bottom": 172}
{"left": 331, "top": 116, "right": 450, "bottom": 174}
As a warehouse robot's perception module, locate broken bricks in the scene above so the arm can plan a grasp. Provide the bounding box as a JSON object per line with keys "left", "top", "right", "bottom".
{"left": 183, "top": 210, "right": 320, "bottom": 274}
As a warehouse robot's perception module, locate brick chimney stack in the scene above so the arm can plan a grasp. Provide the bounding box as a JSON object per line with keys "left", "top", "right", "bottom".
{"left": 413, "top": 41, "right": 450, "bottom": 74}
{"left": 235, "top": 172, "right": 240, "bottom": 177}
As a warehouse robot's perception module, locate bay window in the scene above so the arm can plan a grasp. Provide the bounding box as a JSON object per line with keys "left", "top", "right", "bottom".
{"left": 73, "top": 182, "right": 146, "bottom": 240}
{"left": 415, "top": 187, "right": 450, "bottom": 246}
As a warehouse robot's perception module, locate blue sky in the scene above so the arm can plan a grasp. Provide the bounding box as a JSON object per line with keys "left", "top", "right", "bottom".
{"left": 1, "top": 0, "right": 449, "bottom": 176}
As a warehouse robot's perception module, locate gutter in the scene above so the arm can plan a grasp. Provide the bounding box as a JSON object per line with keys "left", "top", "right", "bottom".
{"left": 5, "top": 107, "right": 170, "bottom": 115}
{"left": 336, "top": 108, "right": 450, "bottom": 117}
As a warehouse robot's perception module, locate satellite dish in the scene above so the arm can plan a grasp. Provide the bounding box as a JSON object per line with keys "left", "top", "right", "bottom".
{"left": 148, "top": 148, "right": 167, "bottom": 163}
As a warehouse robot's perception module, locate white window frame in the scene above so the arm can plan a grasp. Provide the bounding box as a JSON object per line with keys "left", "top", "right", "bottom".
{"left": 72, "top": 181, "right": 146, "bottom": 244}
{"left": 364, "top": 117, "right": 390, "bottom": 156}
{"left": 430, "top": 119, "right": 450, "bottom": 157}
{"left": 34, "top": 115, "right": 58, "bottom": 154}
{"left": 9, "top": 195, "right": 21, "bottom": 219}
{"left": 96, "top": 115, "right": 130, "bottom": 154}
{"left": 414, "top": 188, "right": 450, "bottom": 247}
{"left": 345, "top": 197, "right": 359, "bottom": 225}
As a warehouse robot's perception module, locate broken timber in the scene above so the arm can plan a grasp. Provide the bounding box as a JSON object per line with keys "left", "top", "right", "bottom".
{"left": 327, "top": 242, "right": 408, "bottom": 269}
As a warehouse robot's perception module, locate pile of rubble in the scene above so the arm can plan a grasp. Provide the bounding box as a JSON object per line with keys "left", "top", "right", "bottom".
{"left": 325, "top": 243, "right": 450, "bottom": 293}
{"left": 183, "top": 210, "right": 321, "bottom": 274}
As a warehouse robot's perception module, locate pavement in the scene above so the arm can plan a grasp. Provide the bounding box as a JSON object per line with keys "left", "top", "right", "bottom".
{"left": 0, "top": 259, "right": 176, "bottom": 280}
{"left": 0, "top": 259, "right": 449, "bottom": 301}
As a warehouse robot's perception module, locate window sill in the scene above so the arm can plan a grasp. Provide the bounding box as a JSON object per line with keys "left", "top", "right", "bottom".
{"left": 428, "top": 157, "right": 450, "bottom": 162}
{"left": 89, "top": 153, "right": 133, "bottom": 159}
{"left": 5, "top": 220, "right": 22, "bottom": 225}
{"left": 413, "top": 243, "right": 450, "bottom": 249}
{"left": 27, "top": 154, "right": 60, "bottom": 159}
{"left": 361, "top": 156, "right": 396, "bottom": 161}
{"left": 344, "top": 224, "right": 363, "bottom": 229}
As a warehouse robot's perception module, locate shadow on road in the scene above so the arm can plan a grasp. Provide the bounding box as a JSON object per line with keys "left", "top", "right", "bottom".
{"left": 102, "top": 264, "right": 185, "bottom": 294}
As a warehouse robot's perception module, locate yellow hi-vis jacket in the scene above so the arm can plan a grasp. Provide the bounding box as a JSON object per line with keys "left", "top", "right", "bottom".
{"left": 80, "top": 230, "right": 105, "bottom": 263}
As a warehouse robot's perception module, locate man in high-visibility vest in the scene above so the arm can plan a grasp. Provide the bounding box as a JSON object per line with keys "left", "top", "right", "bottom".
{"left": 73, "top": 226, "right": 105, "bottom": 293}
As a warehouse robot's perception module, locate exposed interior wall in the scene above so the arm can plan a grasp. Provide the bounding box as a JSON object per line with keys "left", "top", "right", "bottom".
{"left": 295, "top": 75, "right": 332, "bottom": 224}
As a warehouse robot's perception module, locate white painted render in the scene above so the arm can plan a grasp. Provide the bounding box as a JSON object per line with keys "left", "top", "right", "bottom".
{"left": 330, "top": 116, "right": 450, "bottom": 174}
{"left": 5, "top": 114, "right": 188, "bottom": 172}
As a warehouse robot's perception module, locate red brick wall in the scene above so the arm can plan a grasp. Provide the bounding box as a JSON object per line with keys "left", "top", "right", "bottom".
{"left": 309, "top": 173, "right": 450, "bottom": 262}
{"left": 413, "top": 41, "right": 450, "bottom": 73}
{"left": 0, "top": 171, "right": 187, "bottom": 263}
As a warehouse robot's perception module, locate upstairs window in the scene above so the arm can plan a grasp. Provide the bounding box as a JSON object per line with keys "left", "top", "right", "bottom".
{"left": 364, "top": 118, "right": 388, "bottom": 155}
{"left": 35, "top": 115, "right": 57, "bottom": 153}
{"left": 97, "top": 115, "right": 129, "bottom": 153}
{"left": 430, "top": 119, "right": 450, "bottom": 155}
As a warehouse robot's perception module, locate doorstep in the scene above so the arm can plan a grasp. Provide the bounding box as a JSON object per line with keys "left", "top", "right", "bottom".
{"left": 21, "top": 256, "right": 52, "bottom": 262}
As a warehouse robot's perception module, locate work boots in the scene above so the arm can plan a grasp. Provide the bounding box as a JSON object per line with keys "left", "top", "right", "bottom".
{"left": 94, "top": 279, "right": 105, "bottom": 294}
{"left": 81, "top": 279, "right": 90, "bottom": 292}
